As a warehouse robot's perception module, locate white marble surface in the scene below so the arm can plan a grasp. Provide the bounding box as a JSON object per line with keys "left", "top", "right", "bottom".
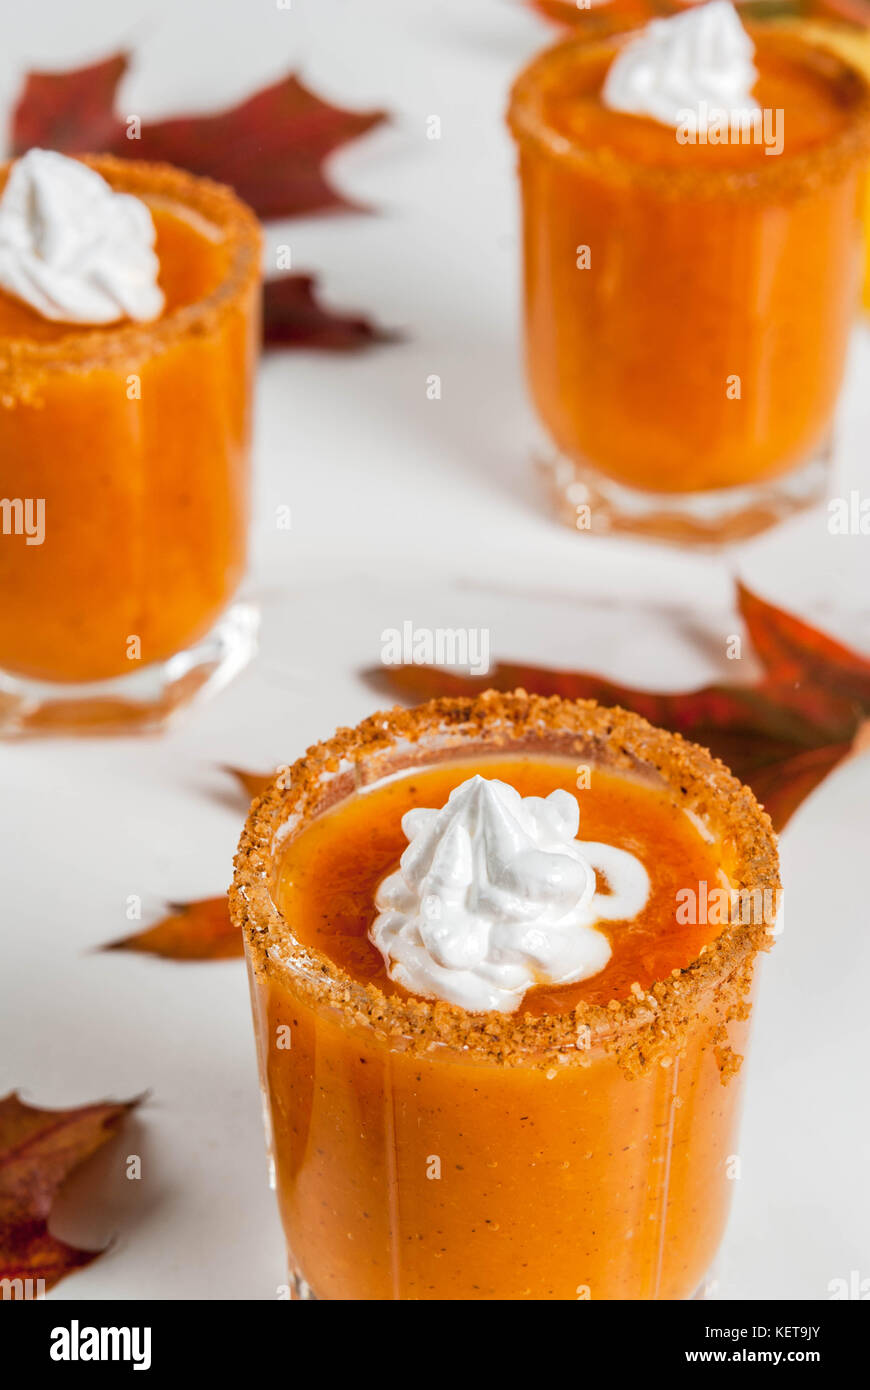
{"left": 0, "top": 0, "right": 868, "bottom": 1300}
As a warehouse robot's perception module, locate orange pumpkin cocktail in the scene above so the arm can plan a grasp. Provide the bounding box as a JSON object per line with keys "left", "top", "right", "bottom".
{"left": 508, "top": 7, "right": 870, "bottom": 542}
{"left": 0, "top": 153, "right": 261, "bottom": 732}
{"left": 232, "top": 692, "right": 779, "bottom": 1301}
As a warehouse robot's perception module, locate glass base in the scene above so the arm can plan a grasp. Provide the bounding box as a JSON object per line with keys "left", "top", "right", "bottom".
{"left": 538, "top": 445, "right": 830, "bottom": 545}
{"left": 0, "top": 600, "right": 258, "bottom": 736}
{"left": 692, "top": 1268, "right": 720, "bottom": 1300}
{"left": 285, "top": 1269, "right": 717, "bottom": 1301}
{"left": 287, "top": 1268, "right": 316, "bottom": 1301}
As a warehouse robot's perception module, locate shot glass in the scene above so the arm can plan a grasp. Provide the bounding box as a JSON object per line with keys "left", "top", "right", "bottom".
{"left": 0, "top": 156, "right": 262, "bottom": 733}
{"left": 508, "top": 28, "right": 870, "bottom": 542}
{"left": 231, "top": 693, "right": 780, "bottom": 1300}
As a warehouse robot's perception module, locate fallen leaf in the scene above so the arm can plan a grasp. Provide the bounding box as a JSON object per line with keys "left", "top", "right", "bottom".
{"left": 126, "top": 587, "right": 870, "bottom": 964}
{"left": 105, "top": 898, "right": 242, "bottom": 961}
{"left": 363, "top": 584, "right": 870, "bottom": 831}
{"left": 224, "top": 766, "right": 273, "bottom": 801}
{"left": 264, "top": 275, "right": 397, "bottom": 350}
{"left": 10, "top": 53, "right": 127, "bottom": 154}
{"left": 9, "top": 53, "right": 395, "bottom": 353}
{"left": 0, "top": 1092, "right": 139, "bottom": 1296}
{"left": 104, "top": 767, "right": 281, "bottom": 960}
{"left": 745, "top": 741, "right": 856, "bottom": 832}
{"left": 11, "top": 56, "right": 387, "bottom": 220}
{"left": 737, "top": 581, "right": 870, "bottom": 706}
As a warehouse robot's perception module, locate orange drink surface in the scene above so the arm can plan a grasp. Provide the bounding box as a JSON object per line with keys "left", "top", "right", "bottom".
{"left": 0, "top": 157, "right": 261, "bottom": 684}
{"left": 235, "top": 697, "right": 779, "bottom": 1303}
{"left": 276, "top": 758, "right": 722, "bottom": 1013}
{"left": 782, "top": 15, "right": 870, "bottom": 308}
{"left": 509, "top": 29, "right": 870, "bottom": 494}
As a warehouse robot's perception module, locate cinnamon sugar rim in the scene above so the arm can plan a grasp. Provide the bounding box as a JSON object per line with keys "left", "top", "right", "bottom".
{"left": 0, "top": 154, "right": 261, "bottom": 373}
{"left": 231, "top": 692, "right": 780, "bottom": 1069}
{"left": 507, "top": 27, "right": 870, "bottom": 200}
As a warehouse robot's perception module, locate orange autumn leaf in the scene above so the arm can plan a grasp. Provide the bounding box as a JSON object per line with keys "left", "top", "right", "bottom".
{"left": 103, "top": 767, "right": 278, "bottom": 961}
{"left": 224, "top": 766, "right": 274, "bottom": 801}
{"left": 118, "top": 587, "right": 870, "bottom": 962}
{"left": 745, "top": 741, "right": 855, "bottom": 832}
{"left": 105, "top": 897, "right": 242, "bottom": 961}
{"left": 363, "top": 583, "right": 870, "bottom": 832}
{"left": 737, "top": 580, "right": 870, "bottom": 705}
{"left": 0, "top": 1092, "right": 139, "bottom": 1297}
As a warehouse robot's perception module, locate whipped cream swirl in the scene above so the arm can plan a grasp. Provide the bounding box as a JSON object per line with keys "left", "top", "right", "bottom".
{"left": 0, "top": 149, "right": 164, "bottom": 324}
{"left": 370, "top": 775, "right": 650, "bottom": 1013}
{"left": 601, "top": 1, "right": 760, "bottom": 130}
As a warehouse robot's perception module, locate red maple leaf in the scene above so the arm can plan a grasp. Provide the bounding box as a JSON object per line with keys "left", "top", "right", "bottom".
{"left": 737, "top": 580, "right": 870, "bottom": 705}
{"left": 11, "top": 53, "right": 128, "bottom": 154}
{"left": 109, "top": 586, "right": 869, "bottom": 962}
{"left": 362, "top": 583, "right": 870, "bottom": 832}
{"left": 10, "top": 54, "right": 386, "bottom": 220}
{"left": 263, "top": 275, "right": 399, "bottom": 350}
{"left": 0, "top": 1093, "right": 139, "bottom": 1296}
{"left": 9, "top": 53, "right": 392, "bottom": 349}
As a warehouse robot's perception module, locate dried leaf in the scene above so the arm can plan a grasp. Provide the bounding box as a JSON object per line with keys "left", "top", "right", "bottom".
{"left": 0, "top": 1092, "right": 139, "bottom": 1296}
{"left": 105, "top": 898, "right": 242, "bottom": 961}
{"left": 9, "top": 54, "right": 394, "bottom": 351}
{"left": 224, "top": 766, "right": 273, "bottom": 800}
{"left": 104, "top": 768, "right": 280, "bottom": 961}
{"left": 121, "top": 76, "right": 385, "bottom": 221}
{"left": 264, "top": 275, "right": 396, "bottom": 351}
{"left": 737, "top": 581, "right": 870, "bottom": 707}
{"left": 11, "top": 57, "right": 387, "bottom": 220}
{"left": 129, "top": 588, "right": 870, "bottom": 966}
{"left": 11, "top": 53, "right": 127, "bottom": 154}
{"left": 746, "top": 741, "right": 856, "bottom": 831}
{"left": 363, "top": 584, "right": 870, "bottom": 830}
{"left": 364, "top": 661, "right": 856, "bottom": 751}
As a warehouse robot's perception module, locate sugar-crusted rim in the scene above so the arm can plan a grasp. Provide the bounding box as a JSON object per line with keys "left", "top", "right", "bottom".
{"left": 231, "top": 692, "right": 780, "bottom": 1073}
{"left": 0, "top": 154, "right": 262, "bottom": 378}
{"left": 507, "top": 26, "right": 870, "bottom": 200}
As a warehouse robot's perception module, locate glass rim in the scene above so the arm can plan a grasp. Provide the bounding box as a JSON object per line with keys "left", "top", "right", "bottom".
{"left": 231, "top": 691, "right": 780, "bottom": 1071}
{"left": 507, "top": 25, "right": 870, "bottom": 200}
{"left": 0, "top": 153, "right": 262, "bottom": 375}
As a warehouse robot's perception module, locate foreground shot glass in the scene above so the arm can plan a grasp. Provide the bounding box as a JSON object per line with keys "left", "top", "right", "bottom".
{"left": 232, "top": 692, "right": 780, "bottom": 1300}
{"left": 508, "top": 25, "right": 870, "bottom": 543}
{"left": 0, "top": 156, "right": 262, "bottom": 733}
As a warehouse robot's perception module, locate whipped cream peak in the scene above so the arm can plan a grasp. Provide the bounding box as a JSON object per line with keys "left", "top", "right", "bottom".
{"left": 370, "top": 775, "right": 650, "bottom": 1013}
{"left": 602, "top": 1, "right": 760, "bottom": 131}
{"left": 0, "top": 149, "right": 165, "bottom": 324}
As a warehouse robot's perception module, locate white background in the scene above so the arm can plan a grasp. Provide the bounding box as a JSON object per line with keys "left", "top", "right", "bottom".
{"left": 1, "top": 0, "right": 868, "bottom": 1300}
